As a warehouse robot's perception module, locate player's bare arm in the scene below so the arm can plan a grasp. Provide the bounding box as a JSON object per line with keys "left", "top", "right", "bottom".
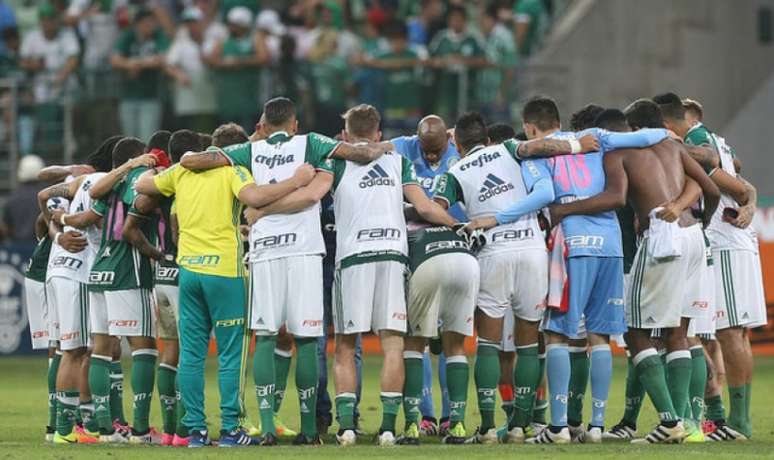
{"left": 656, "top": 177, "right": 701, "bottom": 222}
{"left": 238, "top": 164, "right": 316, "bottom": 209}
{"left": 708, "top": 168, "right": 749, "bottom": 206}
{"left": 517, "top": 134, "right": 599, "bottom": 158}
{"left": 179, "top": 148, "right": 232, "bottom": 170}
{"left": 90, "top": 153, "right": 157, "bottom": 199}
{"left": 37, "top": 177, "right": 82, "bottom": 222}
{"left": 727, "top": 176, "right": 757, "bottom": 229}
{"left": 404, "top": 184, "right": 458, "bottom": 228}
{"left": 123, "top": 213, "right": 164, "bottom": 261}
{"left": 244, "top": 172, "right": 334, "bottom": 225}
{"left": 680, "top": 151, "right": 720, "bottom": 227}
{"left": 683, "top": 144, "right": 719, "bottom": 170}
{"left": 47, "top": 219, "right": 86, "bottom": 253}
{"left": 330, "top": 141, "right": 394, "bottom": 164}
{"left": 38, "top": 164, "right": 95, "bottom": 183}
{"left": 549, "top": 150, "right": 628, "bottom": 225}
{"left": 51, "top": 207, "right": 102, "bottom": 230}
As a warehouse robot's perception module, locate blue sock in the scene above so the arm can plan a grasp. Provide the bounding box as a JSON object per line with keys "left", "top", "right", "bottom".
{"left": 438, "top": 353, "right": 450, "bottom": 419}
{"left": 546, "top": 343, "right": 570, "bottom": 428}
{"left": 419, "top": 351, "right": 435, "bottom": 418}
{"left": 590, "top": 344, "right": 613, "bottom": 428}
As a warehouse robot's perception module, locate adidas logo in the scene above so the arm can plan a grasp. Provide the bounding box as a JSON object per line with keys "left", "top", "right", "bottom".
{"left": 478, "top": 174, "right": 514, "bottom": 202}
{"left": 260, "top": 399, "right": 272, "bottom": 410}
{"left": 300, "top": 402, "right": 309, "bottom": 413}
{"left": 359, "top": 164, "right": 395, "bottom": 188}
{"left": 257, "top": 317, "right": 265, "bottom": 325}
{"left": 347, "top": 320, "right": 354, "bottom": 329}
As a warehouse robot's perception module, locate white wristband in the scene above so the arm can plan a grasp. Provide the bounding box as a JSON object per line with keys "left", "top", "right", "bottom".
{"left": 60, "top": 213, "right": 67, "bottom": 227}
{"left": 54, "top": 232, "right": 63, "bottom": 246}
{"left": 569, "top": 138, "right": 582, "bottom": 154}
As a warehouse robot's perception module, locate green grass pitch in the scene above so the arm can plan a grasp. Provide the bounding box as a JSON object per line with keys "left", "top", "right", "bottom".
{"left": 1, "top": 354, "right": 773, "bottom": 459}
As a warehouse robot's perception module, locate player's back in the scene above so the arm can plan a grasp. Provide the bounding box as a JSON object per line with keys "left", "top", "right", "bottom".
{"left": 620, "top": 139, "right": 687, "bottom": 229}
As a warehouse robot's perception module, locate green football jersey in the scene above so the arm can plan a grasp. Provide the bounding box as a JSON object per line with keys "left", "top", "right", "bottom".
{"left": 25, "top": 236, "right": 52, "bottom": 282}
{"left": 89, "top": 167, "right": 158, "bottom": 291}
{"left": 408, "top": 226, "right": 471, "bottom": 272}
{"left": 154, "top": 196, "right": 178, "bottom": 286}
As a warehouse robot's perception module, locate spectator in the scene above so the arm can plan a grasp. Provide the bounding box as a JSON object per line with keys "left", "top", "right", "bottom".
{"left": 66, "top": 0, "right": 123, "bottom": 72}
{"left": 221, "top": 0, "right": 261, "bottom": 20}
{"left": 206, "top": 6, "right": 268, "bottom": 133}
{"left": 477, "top": 4, "right": 517, "bottom": 123}
{"left": 513, "top": 0, "right": 548, "bottom": 58}
{"left": 303, "top": 1, "right": 360, "bottom": 61}
{"left": 0, "top": 27, "right": 20, "bottom": 145}
{"left": 365, "top": 20, "right": 425, "bottom": 137}
{"left": 0, "top": 154, "right": 44, "bottom": 245}
{"left": 406, "top": 0, "right": 444, "bottom": 47}
{"left": 352, "top": 10, "right": 388, "bottom": 111}
{"left": 19, "top": 3, "right": 79, "bottom": 156}
{"left": 306, "top": 28, "right": 348, "bottom": 137}
{"left": 428, "top": 5, "right": 487, "bottom": 123}
{"left": 268, "top": 35, "right": 312, "bottom": 126}
{"left": 165, "top": 7, "right": 218, "bottom": 133}
{"left": 0, "top": 0, "right": 16, "bottom": 55}
{"left": 255, "top": 8, "right": 285, "bottom": 61}
{"left": 111, "top": 8, "right": 170, "bottom": 142}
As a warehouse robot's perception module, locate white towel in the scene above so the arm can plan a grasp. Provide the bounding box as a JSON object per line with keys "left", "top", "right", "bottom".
{"left": 546, "top": 225, "right": 569, "bottom": 312}
{"left": 647, "top": 207, "right": 682, "bottom": 261}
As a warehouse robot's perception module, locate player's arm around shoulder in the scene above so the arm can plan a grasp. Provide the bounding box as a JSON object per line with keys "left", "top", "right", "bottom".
{"left": 179, "top": 145, "right": 237, "bottom": 170}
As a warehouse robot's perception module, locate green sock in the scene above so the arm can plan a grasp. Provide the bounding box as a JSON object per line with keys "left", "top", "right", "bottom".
{"left": 533, "top": 353, "right": 547, "bottom": 424}
{"left": 175, "top": 375, "right": 188, "bottom": 437}
{"left": 688, "top": 347, "right": 707, "bottom": 421}
{"left": 335, "top": 393, "right": 357, "bottom": 430}
{"left": 295, "top": 338, "right": 319, "bottom": 437}
{"left": 727, "top": 385, "right": 746, "bottom": 432}
{"left": 131, "top": 350, "right": 157, "bottom": 434}
{"left": 80, "top": 400, "right": 100, "bottom": 433}
{"left": 380, "top": 392, "right": 402, "bottom": 433}
{"left": 89, "top": 355, "right": 113, "bottom": 434}
{"left": 568, "top": 348, "right": 589, "bottom": 427}
{"left": 48, "top": 353, "right": 61, "bottom": 429}
{"left": 402, "top": 352, "right": 424, "bottom": 428}
{"left": 253, "top": 336, "right": 277, "bottom": 435}
{"left": 622, "top": 356, "right": 644, "bottom": 426}
{"left": 744, "top": 382, "right": 752, "bottom": 435}
{"left": 446, "top": 356, "right": 469, "bottom": 425}
{"left": 511, "top": 345, "right": 540, "bottom": 429}
{"left": 502, "top": 401, "right": 514, "bottom": 421}
{"left": 665, "top": 351, "right": 692, "bottom": 425}
{"left": 474, "top": 341, "right": 500, "bottom": 431}
{"left": 157, "top": 364, "right": 177, "bottom": 435}
{"left": 56, "top": 390, "right": 79, "bottom": 436}
{"left": 74, "top": 395, "right": 83, "bottom": 425}
{"left": 273, "top": 349, "right": 292, "bottom": 413}
{"left": 705, "top": 395, "right": 725, "bottom": 422}
{"left": 110, "top": 360, "right": 127, "bottom": 425}
{"left": 634, "top": 350, "right": 678, "bottom": 422}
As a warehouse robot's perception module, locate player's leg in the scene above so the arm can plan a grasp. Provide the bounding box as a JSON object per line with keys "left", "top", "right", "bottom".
{"left": 372, "top": 261, "right": 409, "bottom": 445}
{"left": 715, "top": 327, "right": 748, "bottom": 437}
{"left": 331, "top": 263, "right": 371, "bottom": 446}
{"left": 702, "top": 337, "right": 725, "bottom": 430}
{"left": 498, "top": 308, "right": 516, "bottom": 427}
{"left": 27, "top": 277, "right": 57, "bottom": 439}
{"left": 204, "top": 273, "right": 253, "bottom": 446}
{"left": 506, "top": 317, "right": 541, "bottom": 443}
{"left": 249, "top": 259, "right": 282, "bottom": 442}
{"left": 272, "top": 329, "right": 295, "bottom": 437}
{"left": 155, "top": 286, "right": 180, "bottom": 445}
{"left": 49, "top": 278, "right": 94, "bottom": 443}
{"left": 418, "top": 351, "right": 437, "bottom": 434}
{"left": 285, "top": 255, "right": 325, "bottom": 445}
{"left": 402, "top": 337, "right": 427, "bottom": 443}
{"left": 687, "top": 336, "right": 707, "bottom": 423}
{"left": 106, "top": 288, "right": 158, "bottom": 442}
{"left": 442, "top": 330, "right": 471, "bottom": 444}
{"left": 86, "top": 291, "right": 119, "bottom": 440}
{"left": 567, "top": 337, "right": 588, "bottom": 437}
{"left": 47, "top": 347, "right": 62, "bottom": 440}
{"left": 532, "top": 338, "right": 548, "bottom": 427}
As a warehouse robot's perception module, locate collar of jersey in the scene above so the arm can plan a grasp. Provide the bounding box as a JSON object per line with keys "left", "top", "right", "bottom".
{"left": 467, "top": 144, "right": 487, "bottom": 156}
{"left": 266, "top": 131, "right": 292, "bottom": 145}
{"left": 684, "top": 122, "right": 704, "bottom": 140}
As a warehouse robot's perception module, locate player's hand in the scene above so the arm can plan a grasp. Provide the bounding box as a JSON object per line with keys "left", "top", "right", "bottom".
{"left": 577, "top": 134, "right": 600, "bottom": 153}
{"left": 59, "top": 230, "right": 87, "bottom": 253}
{"left": 292, "top": 163, "right": 316, "bottom": 188}
{"left": 239, "top": 224, "right": 251, "bottom": 240}
{"left": 243, "top": 207, "right": 264, "bottom": 226}
{"left": 465, "top": 216, "right": 497, "bottom": 233}
{"left": 70, "top": 164, "right": 96, "bottom": 177}
{"left": 130, "top": 153, "right": 158, "bottom": 169}
{"left": 548, "top": 204, "right": 564, "bottom": 228}
{"left": 656, "top": 202, "right": 681, "bottom": 222}
{"left": 728, "top": 205, "right": 754, "bottom": 229}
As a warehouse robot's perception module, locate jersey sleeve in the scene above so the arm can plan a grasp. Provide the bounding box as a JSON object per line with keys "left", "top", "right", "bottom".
{"left": 401, "top": 156, "right": 419, "bottom": 185}
{"left": 685, "top": 128, "right": 711, "bottom": 146}
{"left": 520, "top": 158, "right": 552, "bottom": 191}
{"left": 154, "top": 165, "right": 179, "bottom": 197}
{"left": 91, "top": 197, "right": 108, "bottom": 216}
{"left": 220, "top": 143, "right": 252, "bottom": 168}
{"left": 230, "top": 166, "right": 255, "bottom": 196}
{"left": 502, "top": 138, "right": 523, "bottom": 161}
{"left": 390, "top": 136, "right": 411, "bottom": 159}
{"left": 306, "top": 132, "right": 342, "bottom": 164}
{"left": 121, "top": 167, "right": 148, "bottom": 206}
{"left": 593, "top": 127, "right": 669, "bottom": 152}
{"left": 433, "top": 172, "right": 464, "bottom": 206}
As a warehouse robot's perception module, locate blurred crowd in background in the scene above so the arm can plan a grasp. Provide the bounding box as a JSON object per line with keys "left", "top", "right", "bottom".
{"left": 0, "top": 0, "right": 561, "bottom": 164}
